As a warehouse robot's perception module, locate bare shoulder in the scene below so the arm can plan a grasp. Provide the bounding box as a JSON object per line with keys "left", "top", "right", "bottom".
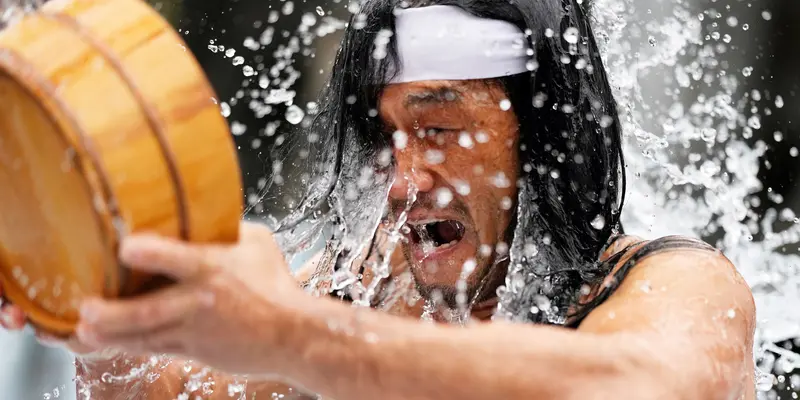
{"left": 588, "top": 234, "right": 755, "bottom": 331}
{"left": 580, "top": 234, "right": 756, "bottom": 399}
{"left": 598, "top": 235, "right": 749, "bottom": 290}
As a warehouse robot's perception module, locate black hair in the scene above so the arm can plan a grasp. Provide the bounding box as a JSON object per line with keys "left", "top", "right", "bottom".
{"left": 272, "top": 0, "right": 626, "bottom": 325}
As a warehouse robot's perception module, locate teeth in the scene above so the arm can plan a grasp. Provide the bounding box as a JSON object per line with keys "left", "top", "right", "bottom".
{"left": 439, "top": 240, "right": 459, "bottom": 249}
{"left": 408, "top": 219, "right": 446, "bottom": 226}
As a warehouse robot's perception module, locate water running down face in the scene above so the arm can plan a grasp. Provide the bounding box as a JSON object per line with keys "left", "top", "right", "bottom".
{"left": 381, "top": 80, "right": 520, "bottom": 307}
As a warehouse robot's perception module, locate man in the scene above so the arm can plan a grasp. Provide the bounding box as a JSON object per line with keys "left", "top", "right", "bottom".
{"left": 0, "top": 0, "right": 756, "bottom": 399}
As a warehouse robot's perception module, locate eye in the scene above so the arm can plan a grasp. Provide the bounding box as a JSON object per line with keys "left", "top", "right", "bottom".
{"left": 425, "top": 127, "right": 450, "bottom": 137}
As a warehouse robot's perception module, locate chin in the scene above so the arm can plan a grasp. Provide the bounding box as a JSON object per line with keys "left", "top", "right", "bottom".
{"left": 404, "top": 230, "right": 482, "bottom": 288}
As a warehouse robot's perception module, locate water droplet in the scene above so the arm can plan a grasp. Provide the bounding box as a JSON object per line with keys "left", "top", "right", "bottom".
{"left": 526, "top": 60, "right": 539, "bottom": 71}
{"left": 475, "top": 131, "right": 489, "bottom": 143}
{"left": 591, "top": 215, "right": 606, "bottom": 230}
{"left": 499, "top": 99, "right": 512, "bottom": 111}
{"left": 424, "top": 149, "right": 445, "bottom": 165}
{"left": 282, "top": 1, "right": 294, "bottom": 15}
{"left": 774, "top": 131, "right": 783, "bottom": 142}
{"left": 232, "top": 56, "right": 244, "bottom": 66}
{"left": 458, "top": 132, "right": 474, "bottom": 149}
{"left": 230, "top": 121, "right": 247, "bottom": 136}
{"left": 524, "top": 242, "right": 539, "bottom": 258}
{"left": 434, "top": 187, "right": 453, "bottom": 208}
{"left": 260, "top": 27, "right": 275, "bottom": 45}
{"left": 762, "top": 11, "right": 772, "bottom": 21}
{"left": 377, "top": 148, "right": 392, "bottom": 167}
{"left": 742, "top": 23, "right": 750, "bottom": 31}
{"left": 790, "top": 147, "right": 798, "bottom": 157}
{"left": 225, "top": 48, "right": 236, "bottom": 58}
{"left": 242, "top": 65, "right": 255, "bottom": 76}
{"left": 316, "top": 6, "right": 324, "bottom": 16}
{"left": 301, "top": 13, "right": 317, "bottom": 26}
{"left": 462, "top": 259, "right": 477, "bottom": 275}
{"left": 496, "top": 242, "right": 509, "bottom": 255}
{"left": 285, "top": 105, "right": 305, "bottom": 125}
{"left": 243, "top": 36, "right": 259, "bottom": 51}
{"left": 534, "top": 295, "right": 551, "bottom": 310}
{"left": 392, "top": 130, "right": 408, "bottom": 150}
{"left": 726, "top": 16, "right": 738, "bottom": 27}
{"left": 479, "top": 244, "right": 493, "bottom": 257}
{"left": 100, "top": 373, "right": 114, "bottom": 384}
{"left": 647, "top": 36, "right": 656, "bottom": 46}
{"left": 742, "top": 66, "right": 753, "bottom": 77}
{"left": 700, "top": 128, "right": 717, "bottom": 143}
{"left": 454, "top": 180, "right": 471, "bottom": 195}
{"left": 775, "top": 95, "right": 784, "bottom": 109}
{"left": 500, "top": 196, "right": 513, "bottom": 210}
{"left": 747, "top": 115, "right": 761, "bottom": 130}
{"left": 563, "top": 27, "right": 580, "bottom": 44}
{"left": 726, "top": 308, "right": 736, "bottom": 319}
{"left": 491, "top": 172, "right": 511, "bottom": 188}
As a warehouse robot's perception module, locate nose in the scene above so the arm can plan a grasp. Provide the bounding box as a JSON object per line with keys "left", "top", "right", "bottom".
{"left": 389, "top": 148, "right": 434, "bottom": 200}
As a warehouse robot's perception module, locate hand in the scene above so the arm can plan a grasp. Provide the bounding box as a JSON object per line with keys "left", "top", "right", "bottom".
{"left": 75, "top": 221, "right": 303, "bottom": 376}
{"left": 1, "top": 281, "right": 110, "bottom": 359}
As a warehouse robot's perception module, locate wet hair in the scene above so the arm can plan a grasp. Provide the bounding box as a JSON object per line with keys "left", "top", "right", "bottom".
{"left": 272, "top": 0, "right": 626, "bottom": 325}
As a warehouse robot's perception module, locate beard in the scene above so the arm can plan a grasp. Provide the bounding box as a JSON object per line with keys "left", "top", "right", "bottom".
{"left": 401, "top": 243, "right": 506, "bottom": 309}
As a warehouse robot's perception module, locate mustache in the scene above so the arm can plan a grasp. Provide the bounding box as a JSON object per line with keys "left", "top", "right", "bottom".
{"left": 389, "top": 189, "right": 471, "bottom": 220}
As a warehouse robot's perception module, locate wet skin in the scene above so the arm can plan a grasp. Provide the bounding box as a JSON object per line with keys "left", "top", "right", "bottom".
{"left": 381, "top": 80, "right": 518, "bottom": 306}
{"left": 0, "top": 80, "right": 757, "bottom": 400}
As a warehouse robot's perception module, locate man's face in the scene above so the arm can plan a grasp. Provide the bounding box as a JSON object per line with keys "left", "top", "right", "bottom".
{"left": 380, "top": 80, "right": 520, "bottom": 306}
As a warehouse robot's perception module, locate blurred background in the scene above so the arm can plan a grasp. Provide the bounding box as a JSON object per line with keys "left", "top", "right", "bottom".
{"left": 1, "top": 0, "right": 800, "bottom": 398}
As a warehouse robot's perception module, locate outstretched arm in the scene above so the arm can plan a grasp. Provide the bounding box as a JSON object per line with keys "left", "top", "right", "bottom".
{"left": 275, "top": 248, "right": 755, "bottom": 400}
{"left": 75, "top": 225, "right": 755, "bottom": 400}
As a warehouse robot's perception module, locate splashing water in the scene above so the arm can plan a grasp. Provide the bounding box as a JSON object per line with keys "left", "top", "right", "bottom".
{"left": 591, "top": 0, "right": 800, "bottom": 392}
{"left": 2, "top": 0, "right": 799, "bottom": 397}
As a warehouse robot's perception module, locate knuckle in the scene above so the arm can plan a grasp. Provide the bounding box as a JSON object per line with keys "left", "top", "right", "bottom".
{"left": 135, "top": 303, "right": 159, "bottom": 327}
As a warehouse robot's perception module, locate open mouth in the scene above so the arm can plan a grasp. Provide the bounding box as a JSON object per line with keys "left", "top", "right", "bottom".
{"left": 407, "top": 220, "right": 466, "bottom": 251}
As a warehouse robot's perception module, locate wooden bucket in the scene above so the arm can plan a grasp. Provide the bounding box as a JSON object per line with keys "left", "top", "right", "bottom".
{"left": 0, "top": 0, "right": 243, "bottom": 336}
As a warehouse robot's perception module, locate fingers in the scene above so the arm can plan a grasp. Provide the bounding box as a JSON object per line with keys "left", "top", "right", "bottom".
{"left": 76, "top": 283, "right": 214, "bottom": 341}
{"left": 0, "top": 304, "right": 25, "bottom": 331}
{"left": 119, "top": 234, "right": 215, "bottom": 281}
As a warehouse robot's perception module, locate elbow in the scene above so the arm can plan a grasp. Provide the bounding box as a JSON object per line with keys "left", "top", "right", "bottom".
{"left": 605, "top": 346, "right": 751, "bottom": 400}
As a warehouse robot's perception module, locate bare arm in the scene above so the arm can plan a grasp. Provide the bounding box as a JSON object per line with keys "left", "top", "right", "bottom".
{"left": 76, "top": 355, "right": 315, "bottom": 399}
{"left": 272, "top": 247, "right": 755, "bottom": 400}
{"left": 75, "top": 260, "right": 325, "bottom": 400}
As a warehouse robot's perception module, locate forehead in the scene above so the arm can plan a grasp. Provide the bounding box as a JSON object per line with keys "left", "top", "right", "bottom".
{"left": 379, "top": 80, "right": 505, "bottom": 110}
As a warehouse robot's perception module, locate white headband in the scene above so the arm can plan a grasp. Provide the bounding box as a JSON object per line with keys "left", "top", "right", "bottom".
{"left": 387, "top": 5, "right": 530, "bottom": 84}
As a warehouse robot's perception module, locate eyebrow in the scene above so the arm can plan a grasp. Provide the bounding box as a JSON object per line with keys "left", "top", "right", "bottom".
{"left": 404, "top": 87, "right": 463, "bottom": 107}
